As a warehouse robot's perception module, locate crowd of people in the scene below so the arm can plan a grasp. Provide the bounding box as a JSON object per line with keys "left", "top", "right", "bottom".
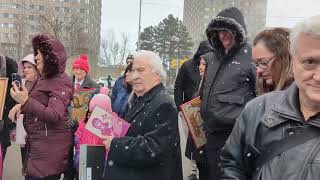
{"left": 0, "top": 6, "right": 319, "bottom": 180}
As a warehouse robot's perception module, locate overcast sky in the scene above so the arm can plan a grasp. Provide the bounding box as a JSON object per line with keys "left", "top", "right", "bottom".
{"left": 101, "top": 0, "right": 320, "bottom": 51}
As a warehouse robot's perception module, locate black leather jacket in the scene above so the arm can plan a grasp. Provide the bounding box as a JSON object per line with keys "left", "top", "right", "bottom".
{"left": 220, "top": 84, "right": 320, "bottom": 180}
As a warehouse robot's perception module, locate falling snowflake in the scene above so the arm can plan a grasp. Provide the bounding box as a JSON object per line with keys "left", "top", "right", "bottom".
{"left": 108, "top": 160, "right": 114, "bottom": 166}
{"left": 150, "top": 153, "right": 156, "bottom": 158}
{"left": 125, "top": 146, "right": 129, "bottom": 150}
{"left": 244, "top": 49, "right": 248, "bottom": 54}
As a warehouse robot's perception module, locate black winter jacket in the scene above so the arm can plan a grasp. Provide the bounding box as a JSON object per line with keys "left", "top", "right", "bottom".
{"left": 174, "top": 40, "right": 212, "bottom": 110}
{"left": 73, "top": 75, "right": 99, "bottom": 89}
{"left": 0, "top": 56, "right": 18, "bottom": 148}
{"left": 200, "top": 7, "right": 256, "bottom": 133}
{"left": 104, "top": 83, "right": 182, "bottom": 180}
{"left": 221, "top": 84, "right": 320, "bottom": 180}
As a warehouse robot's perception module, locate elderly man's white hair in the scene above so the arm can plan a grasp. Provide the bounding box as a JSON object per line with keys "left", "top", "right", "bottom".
{"left": 290, "top": 15, "right": 320, "bottom": 55}
{"left": 133, "top": 50, "right": 167, "bottom": 82}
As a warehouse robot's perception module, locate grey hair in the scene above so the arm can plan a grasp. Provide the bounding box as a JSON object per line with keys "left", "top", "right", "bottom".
{"left": 133, "top": 50, "right": 167, "bottom": 82}
{"left": 290, "top": 15, "right": 320, "bottom": 55}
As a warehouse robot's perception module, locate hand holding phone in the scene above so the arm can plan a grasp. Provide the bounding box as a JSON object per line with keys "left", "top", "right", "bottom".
{"left": 12, "top": 73, "right": 22, "bottom": 90}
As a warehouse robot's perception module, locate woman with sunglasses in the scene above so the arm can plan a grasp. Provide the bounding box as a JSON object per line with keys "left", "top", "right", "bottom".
{"left": 252, "top": 27, "right": 294, "bottom": 95}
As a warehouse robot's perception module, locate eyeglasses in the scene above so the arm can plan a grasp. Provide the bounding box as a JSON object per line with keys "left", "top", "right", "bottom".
{"left": 253, "top": 56, "right": 274, "bottom": 69}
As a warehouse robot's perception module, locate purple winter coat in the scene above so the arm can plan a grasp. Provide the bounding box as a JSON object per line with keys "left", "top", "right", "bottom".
{"left": 21, "top": 34, "right": 73, "bottom": 178}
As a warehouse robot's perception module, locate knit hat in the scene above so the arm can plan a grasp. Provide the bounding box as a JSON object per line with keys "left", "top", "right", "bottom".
{"left": 18, "top": 54, "right": 35, "bottom": 75}
{"left": 73, "top": 54, "right": 90, "bottom": 73}
{"left": 89, "top": 88, "right": 112, "bottom": 113}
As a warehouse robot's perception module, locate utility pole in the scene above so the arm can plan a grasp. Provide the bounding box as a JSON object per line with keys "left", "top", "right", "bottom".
{"left": 137, "top": 0, "right": 142, "bottom": 50}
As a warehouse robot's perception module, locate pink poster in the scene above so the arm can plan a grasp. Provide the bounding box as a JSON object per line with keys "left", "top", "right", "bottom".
{"left": 85, "top": 106, "right": 131, "bottom": 138}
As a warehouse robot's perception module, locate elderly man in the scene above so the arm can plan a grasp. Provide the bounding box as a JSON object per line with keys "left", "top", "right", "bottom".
{"left": 220, "top": 15, "right": 320, "bottom": 180}
{"left": 102, "top": 50, "right": 182, "bottom": 180}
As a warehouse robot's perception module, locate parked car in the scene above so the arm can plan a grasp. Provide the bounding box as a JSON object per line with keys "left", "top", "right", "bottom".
{"left": 97, "top": 76, "right": 115, "bottom": 88}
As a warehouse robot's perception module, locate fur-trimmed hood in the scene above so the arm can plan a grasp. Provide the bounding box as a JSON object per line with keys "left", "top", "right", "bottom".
{"left": 206, "top": 7, "right": 247, "bottom": 51}
{"left": 32, "top": 34, "right": 67, "bottom": 78}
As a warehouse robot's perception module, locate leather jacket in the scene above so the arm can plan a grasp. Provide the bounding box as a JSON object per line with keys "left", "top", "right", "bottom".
{"left": 220, "top": 84, "right": 320, "bottom": 180}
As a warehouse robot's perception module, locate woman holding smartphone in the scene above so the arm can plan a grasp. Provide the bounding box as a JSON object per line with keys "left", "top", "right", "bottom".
{"left": 9, "top": 34, "right": 73, "bottom": 180}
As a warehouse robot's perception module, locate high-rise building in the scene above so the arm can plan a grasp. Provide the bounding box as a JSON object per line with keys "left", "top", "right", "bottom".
{"left": 0, "top": 0, "right": 101, "bottom": 64}
{"left": 183, "top": 0, "right": 267, "bottom": 51}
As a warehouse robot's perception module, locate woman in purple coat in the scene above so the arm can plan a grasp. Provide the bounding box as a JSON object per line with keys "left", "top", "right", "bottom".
{"left": 9, "top": 34, "right": 73, "bottom": 180}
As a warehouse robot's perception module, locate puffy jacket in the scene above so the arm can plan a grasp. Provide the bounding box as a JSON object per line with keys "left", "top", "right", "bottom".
{"left": 111, "top": 76, "right": 131, "bottom": 118}
{"left": 22, "top": 34, "right": 73, "bottom": 178}
{"left": 200, "top": 7, "right": 256, "bottom": 132}
{"left": 221, "top": 84, "right": 320, "bottom": 180}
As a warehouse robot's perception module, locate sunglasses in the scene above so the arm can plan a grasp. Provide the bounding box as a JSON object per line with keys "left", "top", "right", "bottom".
{"left": 253, "top": 56, "right": 275, "bottom": 69}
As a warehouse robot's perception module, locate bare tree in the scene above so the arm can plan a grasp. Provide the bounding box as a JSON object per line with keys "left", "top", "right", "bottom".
{"left": 15, "top": 10, "right": 28, "bottom": 60}
{"left": 26, "top": 4, "right": 89, "bottom": 58}
{"left": 110, "top": 41, "right": 120, "bottom": 65}
{"left": 100, "top": 30, "right": 131, "bottom": 66}
{"left": 118, "top": 33, "right": 130, "bottom": 65}
{"left": 100, "top": 31, "right": 113, "bottom": 66}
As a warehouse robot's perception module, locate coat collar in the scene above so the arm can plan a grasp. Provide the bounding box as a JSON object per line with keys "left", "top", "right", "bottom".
{"left": 73, "top": 75, "right": 92, "bottom": 88}
{"left": 263, "top": 83, "right": 320, "bottom": 128}
{"left": 125, "top": 83, "right": 165, "bottom": 122}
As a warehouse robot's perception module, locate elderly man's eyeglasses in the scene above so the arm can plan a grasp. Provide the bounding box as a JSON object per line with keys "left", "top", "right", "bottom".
{"left": 253, "top": 57, "right": 274, "bottom": 69}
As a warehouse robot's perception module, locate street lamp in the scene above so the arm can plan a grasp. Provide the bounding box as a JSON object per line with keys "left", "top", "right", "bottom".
{"left": 137, "top": 0, "right": 142, "bottom": 50}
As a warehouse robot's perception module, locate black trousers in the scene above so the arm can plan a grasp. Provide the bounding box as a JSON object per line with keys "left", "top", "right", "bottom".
{"left": 205, "top": 131, "right": 231, "bottom": 180}
{"left": 196, "top": 161, "right": 210, "bottom": 180}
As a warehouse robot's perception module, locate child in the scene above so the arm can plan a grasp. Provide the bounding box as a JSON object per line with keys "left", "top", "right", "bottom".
{"left": 73, "top": 87, "right": 115, "bottom": 172}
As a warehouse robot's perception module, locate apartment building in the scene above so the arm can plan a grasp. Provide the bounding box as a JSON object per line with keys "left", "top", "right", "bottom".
{"left": 0, "top": 0, "right": 101, "bottom": 63}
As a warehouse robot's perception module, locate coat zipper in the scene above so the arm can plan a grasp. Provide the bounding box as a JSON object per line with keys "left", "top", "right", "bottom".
{"left": 45, "top": 123, "right": 48, "bottom": 136}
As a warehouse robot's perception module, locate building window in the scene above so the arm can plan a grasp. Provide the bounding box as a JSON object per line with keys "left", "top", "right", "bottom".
{"left": 64, "top": 7, "right": 70, "bottom": 13}
{"left": 80, "top": 8, "right": 88, "bottom": 14}
{"left": 0, "top": 3, "right": 17, "bottom": 9}
{"left": 0, "top": 13, "right": 16, "bottom": 18}
{"left": 30, "top": 5, "right": 44, "bottom": 11}
{"left": 55, "top": 7, "right": 60, "bottom": 12}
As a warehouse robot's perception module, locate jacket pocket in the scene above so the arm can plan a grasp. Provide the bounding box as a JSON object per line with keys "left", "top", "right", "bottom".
{"left": 206, "top": 94, "right": 245, "bottom": 128}
{"left": 216, "top": 94, "right": 244, "bottom": 105}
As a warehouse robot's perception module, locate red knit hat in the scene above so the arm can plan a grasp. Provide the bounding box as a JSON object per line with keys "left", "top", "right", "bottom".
{"left": 72, "top": 54, "right": 90, "bottom": 73}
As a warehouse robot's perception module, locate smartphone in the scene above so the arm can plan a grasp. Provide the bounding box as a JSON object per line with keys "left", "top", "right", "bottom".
{"left": 12, "top": 73, "right": 22, "bottom": 89}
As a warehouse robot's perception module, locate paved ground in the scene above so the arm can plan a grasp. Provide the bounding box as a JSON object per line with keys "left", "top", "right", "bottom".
{"left": 3, "top": 116, "right": 192, "bottom": 180}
